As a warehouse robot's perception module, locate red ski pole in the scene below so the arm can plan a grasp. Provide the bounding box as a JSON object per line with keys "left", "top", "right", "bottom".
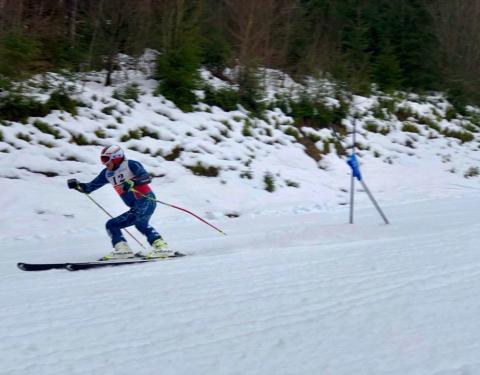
{"left": 132, "top": 188, "right": 227, "bottom": 236}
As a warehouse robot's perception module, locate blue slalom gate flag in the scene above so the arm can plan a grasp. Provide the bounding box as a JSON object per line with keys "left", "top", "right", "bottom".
{"left": 347, "top": 153, "right": 362, "bottom": 180}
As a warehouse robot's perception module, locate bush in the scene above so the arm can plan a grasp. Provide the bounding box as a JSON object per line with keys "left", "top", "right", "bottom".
{"left": 272, "top": 93, "right": 347, "bottom": 129}
{"left": 46, "top": 89, "right": 82, "bottom": 115}
{"left": 33, "top": 120, "right": 61, "bottom": 138}
{"left": 139, "top": 127, "right": 160, "bottom": 139}
{"left": 402, "top": 123, "right": 420, "bottom": 133}
{"left": 419, "top": 116, "right": 441, "bottom": 132}
{"left": 0, "top": 31, "right": 39, "bottom": 78}
{"left": 94, "top": 128, "right": 106, "bottom": 138}
{"left": 186, "top": 162, "right": 219, "bottom": 177}
{"left": 285, "top": 179, "right": 300, "bottom": 188}
{"left": 240, "top": 170, "right": 253, "bottom": 179}
{"left": 464, "top": 166, "right": 479, "bottom": 178}
{"left": 395, "top": 106, "right": 415, "bottom": 121}
{"left": 285, "top": 126, "right": 300, "bottom": 140}
{"left": 322, "top": 140, "right": 331, "bottom": 154}
{"left": 39, "top": 140, "right": 54, "bottom": 148}
{"left": 17, "top": 132, "right": 32, "bottom": 142}
{"left": 445, "top": 106, "right": 457, "bottom": 121}
{"left": 120, "top": 129, "right": 143, "bottom": 142}
{"left": 264, "top": 172, "right": 275, "bottom": 192}
{"left": 113, "top": 83, "right": 140, "bottom": 104}
{"left": 202, "top": 85, "right": 240, "bottom": 112}
{"left": 442, "top": 129, "right": 474, "bottom": 143}
{"left": 235, "top": 66, "right": 266, "bottom": 116}
{"left": 372, "top": 106, "right": 388, "bottom": 120}
{"left": 70, "top": 133, "right": 89, "bottom": 145}
{"left": 365, "top": 121, "right": 379, "bottom": 133}
{"left": 165, "top": 146, "right": 183, "bottom": 161}
{"left": 101, "top": 105, "right": 117, "bottom": 116}
{"left": 0, "top": 92, "right": 47, "bottom": 122}
{"left": 377, "top": 98, "right": 396, "bottom": 113}
{"left": 463, "top": 123, "right": 478, "bottom": 133}
{"left": 155, "top": 43, "right": 202, "bottom": 112}
{"left": 242, "top": 119, "right": 253, "bottom": 137}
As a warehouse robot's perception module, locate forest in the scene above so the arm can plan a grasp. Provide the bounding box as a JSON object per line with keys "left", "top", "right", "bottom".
{"left": 0, "top": 0, "right": 479, "bottom": 112}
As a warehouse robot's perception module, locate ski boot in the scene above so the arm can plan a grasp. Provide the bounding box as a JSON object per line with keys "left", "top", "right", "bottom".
{"left": 144, "top": 238, "right": 175, "bottom": 259}
{"left": 100, "top": 241, "right": 135, "bottom": 261}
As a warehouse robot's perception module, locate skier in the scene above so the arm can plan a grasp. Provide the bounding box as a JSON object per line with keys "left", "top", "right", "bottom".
{"left": 67, "top": 145, "right": 172, "bottom": 260}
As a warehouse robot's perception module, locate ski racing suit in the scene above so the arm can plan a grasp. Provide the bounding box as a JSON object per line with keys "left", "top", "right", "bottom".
{"left": 81, "top": 159, "right": 161, "bottom": 247}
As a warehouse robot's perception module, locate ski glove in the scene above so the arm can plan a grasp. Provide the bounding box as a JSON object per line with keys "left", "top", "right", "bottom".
{"left": 67, "top": 178, "right": 86, "bottom": 193}
{"left": 122, "top": 179, "right": 135, "bottom": 192}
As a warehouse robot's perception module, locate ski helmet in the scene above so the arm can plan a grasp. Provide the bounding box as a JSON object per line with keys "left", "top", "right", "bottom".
{"left": 100, "top": 145, "right": 124, "bottom": 167}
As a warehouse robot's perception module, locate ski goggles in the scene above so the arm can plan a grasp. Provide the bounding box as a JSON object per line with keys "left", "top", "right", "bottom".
{"left": 101, "top": 154, "right": 122, "bottom": 164}
{"left": 101, "top": 155, "right": 112, "bottom": 164}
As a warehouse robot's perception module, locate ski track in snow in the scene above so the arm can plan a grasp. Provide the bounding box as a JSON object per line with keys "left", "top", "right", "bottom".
{"left": 1, "top": 196, "right": 480, "bottom": 375}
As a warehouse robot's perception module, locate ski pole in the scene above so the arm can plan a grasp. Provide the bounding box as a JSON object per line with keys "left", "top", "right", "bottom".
{"left": 131, "top": 188, "right": 227, "bottom": 236}
{"left": 82, "top": 193, "right": 146, "bottom": 249}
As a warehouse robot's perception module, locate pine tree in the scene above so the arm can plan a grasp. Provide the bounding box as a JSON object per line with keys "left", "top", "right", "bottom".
{"left": 373, "top": 42, "right": 403, "bottom": 92}
{"left": 0, "top": 30, "right": 39, "bottom": 78}
{"left": 381, "top": 0, "right": 440, "bottom": 90}
{"left": 154, "top": 0, "right": 203, "bottom": 111}
{"left": 334, "top": 0, "right": 373, "bottom": 94}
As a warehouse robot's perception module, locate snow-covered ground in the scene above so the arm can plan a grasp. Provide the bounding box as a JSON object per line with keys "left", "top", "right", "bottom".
{"left": 1, "top": 194, "right": 480, "bottom": 375}
{"left": 1, "top": 63, "right": 480, "bottom": 374}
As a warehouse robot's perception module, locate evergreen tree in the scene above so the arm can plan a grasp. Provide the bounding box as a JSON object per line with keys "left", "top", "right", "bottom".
{"left": 287, "top": 0, "right": 333, "bottom": 76}
{"left": 376, "top": 0, "right": 440, "bottom": 90}
{"left": 0, "top": 30, "right": 39, "bottom": 78}
{"left": 154, "top": 1, "right": 203, "bottom": 111}
{"left": 373, "top": 41, "right": 403, "bottom": 91}
{"left": 334, "top": 0, "right": 373, "bottom": 94}
{"left": 235, "top": 64, "right": 265, "bottom": 115}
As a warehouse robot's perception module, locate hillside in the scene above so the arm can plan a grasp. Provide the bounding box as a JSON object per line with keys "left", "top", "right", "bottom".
{"left": 1, "top": 61, "right": 479, "bottom": 241}
{"left": 2, "top": 63, "right": 480, "bottom": 375}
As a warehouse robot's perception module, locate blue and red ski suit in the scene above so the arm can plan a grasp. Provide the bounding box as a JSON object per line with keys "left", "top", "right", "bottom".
{"left": 81, "top": 159, "right": 161, "bottom": 246}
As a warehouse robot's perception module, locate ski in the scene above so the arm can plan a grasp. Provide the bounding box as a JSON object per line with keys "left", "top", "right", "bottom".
{"left": 17, "top": 252, "right": 185, "bottom": 272}
{"left": 17, "top": 262, "right": 68, "bottom": 271}
{"left": 66, "top": 253, "right": 184, "bottom": 271}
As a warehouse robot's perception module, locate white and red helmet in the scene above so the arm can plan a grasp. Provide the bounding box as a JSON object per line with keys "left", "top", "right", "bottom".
{"left": 100, "top": 145, "right": 125, "bottom": 167}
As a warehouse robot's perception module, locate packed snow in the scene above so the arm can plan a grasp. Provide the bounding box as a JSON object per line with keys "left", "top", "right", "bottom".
{"left": 1, "top": 62, "right": 480, "bottom": 374}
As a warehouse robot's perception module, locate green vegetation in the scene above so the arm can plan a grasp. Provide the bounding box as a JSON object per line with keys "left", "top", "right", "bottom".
{"left": 442, "top": 129, "right": 474, "bottom": 143}
{"left": 0, "top": 30, "right": 39, "bottom": 78}
{"left": 46, "top": 88, "right": 83, "bottom": 115}
{"left": 120, "top": 129, "right": 143, "bottom": 142}
{"left": 165, "top": 146, "right": 183, "bottom": 161}
{"left": 70, "top": 133, "right": 89, "bottom": 145}
{"left": 0, "top": 87, "right": 83, "bottom": 122}
{"left": 284, "top": 127, "right": 301, "bottom": 140}
{"left": 365, "top": 121, "right": 379, "bottom": 133}
{"left": 17, "top": 133, "right": 32, "bottom": 142}
{"left": 0, "top": 93, "right": 47, "bottom": 122}
{"left": 264, "top": 172, "right": 276, "bottom": 192}
{"left": 285, "top": 179, "right": 300, "bottom": 188}
{"left": 242, "top": 120, "right": 253, "bottom": 137}
{"left": 113, "top": 83, "right": 141, "bottom": 104}
{"left": 186, "top": 162, "right": 219, "bottom": 177}
{"left": 464, "top": 166, "right": 479, "bottom": 178}
{"left": 33, "top": 120, "right": 62, "bottom": 139}
{"left": 271, "top": 93, "right": 348, "bottom": 129}
{"left": 0, "top": 1, "right": 477, "bottom": 106}
{"left": 203, "top": 86, "right": 240, "bottom": 112}
{"left": 402, "top": 123, "right": 420, "bottom": 133}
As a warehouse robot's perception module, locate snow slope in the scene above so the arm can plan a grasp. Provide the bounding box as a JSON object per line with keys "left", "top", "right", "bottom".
{"left": 1, "top": 61, "right": 480, "bottom": 374}
{"left": 1, "top": 195, "right": 480, "bottom": 375}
